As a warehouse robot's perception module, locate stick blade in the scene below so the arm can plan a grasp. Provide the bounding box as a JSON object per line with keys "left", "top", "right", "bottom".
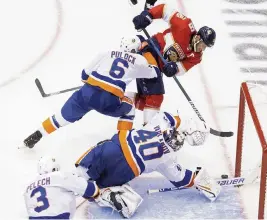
{"left": 210, "top": 128, "right": 234, "bottom": 137}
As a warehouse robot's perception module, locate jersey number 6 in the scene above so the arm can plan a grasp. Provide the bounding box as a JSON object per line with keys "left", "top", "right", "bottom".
{"left": 30, "top": 186, "right": 50, "bottom": 213}
{"left": 109, "top": 58, "right": 129, "bottom": 79}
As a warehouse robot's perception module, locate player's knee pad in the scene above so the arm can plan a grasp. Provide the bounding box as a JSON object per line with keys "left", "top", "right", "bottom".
{"left": 194, "top": 167, "right": 221, "bottom": 202}
{"left": 144, "top": 94, "right": 164, "bottom": 109}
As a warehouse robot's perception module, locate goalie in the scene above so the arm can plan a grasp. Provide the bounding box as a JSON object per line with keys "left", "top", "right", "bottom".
{"left": 75, "top": 110, "right": 221, "bottom": 218}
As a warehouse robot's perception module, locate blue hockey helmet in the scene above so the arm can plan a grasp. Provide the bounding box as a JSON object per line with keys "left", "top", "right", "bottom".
{"left": 198, "top": 26, "right": 216, "bottom": 47}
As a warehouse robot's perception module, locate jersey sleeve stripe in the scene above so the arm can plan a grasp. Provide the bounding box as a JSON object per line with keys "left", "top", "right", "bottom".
{"left": 83, "top": 181, "right": 99, "bottom": 198}
{"left": 170, "top": 169, "right": 196, "bottom": 188}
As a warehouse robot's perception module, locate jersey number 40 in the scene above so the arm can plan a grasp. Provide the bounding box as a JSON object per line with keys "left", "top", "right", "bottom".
{"left": 134, "top": 130, "right": 164, "bottom": 161}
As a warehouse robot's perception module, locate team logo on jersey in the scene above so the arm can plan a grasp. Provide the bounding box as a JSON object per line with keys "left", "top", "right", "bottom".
{"left": 163, "top": 43, "right": 185, "bottom": 62}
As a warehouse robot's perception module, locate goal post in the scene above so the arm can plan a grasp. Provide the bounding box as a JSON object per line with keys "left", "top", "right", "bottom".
{"left": 235, "top": 81, "right": 267, "bottom": 219}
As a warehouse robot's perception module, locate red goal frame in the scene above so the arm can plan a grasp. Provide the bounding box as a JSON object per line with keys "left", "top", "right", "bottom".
{"left": 235, "top": 81, "right": 267, "bottom": 219}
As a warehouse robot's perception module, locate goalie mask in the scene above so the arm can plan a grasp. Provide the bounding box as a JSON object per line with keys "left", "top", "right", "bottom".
{"left": 163, "top": 129, "right": 185, "bottom": 151}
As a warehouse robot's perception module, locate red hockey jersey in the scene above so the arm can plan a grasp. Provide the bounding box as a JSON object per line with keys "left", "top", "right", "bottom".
{"left": 149, "top": 4, "right": 202, "bottom": 75}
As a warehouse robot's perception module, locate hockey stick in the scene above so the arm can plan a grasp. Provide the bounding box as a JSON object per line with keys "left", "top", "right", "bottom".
{"left": 35, "top": 78, "right": 82, "bottom": 98}
{"left": 147, "top": 176, "right": 253, "bottom": 194}
{"left": 142, "top": 28, "right": 234, "bottom": 138}
{"left": 76, "top": 198, "right": 88, "bottom": 210}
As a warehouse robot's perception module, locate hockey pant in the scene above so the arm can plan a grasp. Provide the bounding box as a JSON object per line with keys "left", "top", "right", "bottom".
{"left": 41, "top": 84, "right": 133, "bottom": 134}
{"left": 75, "top": 136, "right": 136, "bottom": 188}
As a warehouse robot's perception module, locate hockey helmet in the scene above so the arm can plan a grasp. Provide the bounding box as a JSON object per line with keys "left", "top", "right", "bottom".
{"left": 163, "top": 129, "right": 184, "bottom": 152}
{"left": 37, "top": 156, "right": 60, "bottom": 175}
{"left": 120, "top": 36, "right": 141, "bottom": 53}
{"left": 198, "top": 26, "right": 216, "bottom": 47}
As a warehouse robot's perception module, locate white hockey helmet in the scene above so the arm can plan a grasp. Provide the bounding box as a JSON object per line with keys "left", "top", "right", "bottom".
{"left": 37, "top": 156, "right": 60, "bottom": 175}
{"left": 120, "top": 36, "right": 141, "bottom": 53}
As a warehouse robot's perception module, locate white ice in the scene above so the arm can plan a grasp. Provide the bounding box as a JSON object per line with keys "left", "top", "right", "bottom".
{"left": 1, "top": 0, "right": 266, "bottom": 219}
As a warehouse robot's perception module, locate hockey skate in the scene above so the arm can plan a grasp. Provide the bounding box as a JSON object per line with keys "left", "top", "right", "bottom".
{"left": 23, "top": 130, "right": 42, "bottom": 148}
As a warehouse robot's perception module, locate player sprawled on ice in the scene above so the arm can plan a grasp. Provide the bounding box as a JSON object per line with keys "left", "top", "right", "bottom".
{"left": 22, "top": 36, "right": 177, "bottom": 148}
{"left": 128, "top": 3, "right": 216, "bottom": 126}
{"left": 74, "top": 111, "right": 221, "bottom": 218}
{"left": 24, "top": 156, "right": 99, "bottom": 219}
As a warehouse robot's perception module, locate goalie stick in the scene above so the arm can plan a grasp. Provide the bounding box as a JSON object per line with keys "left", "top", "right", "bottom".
{"left": 35, "top": 78, "right": 81, "bottom": 98}
{"left": 142, "top": 28, "right": 234, "bottom": 138}
{"left": 147, "top": 176, "right": 256, "bottom": 194}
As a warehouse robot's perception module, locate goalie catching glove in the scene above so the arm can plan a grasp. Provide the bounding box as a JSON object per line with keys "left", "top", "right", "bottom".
{"left": 164, "top": 116, "right": 210, "bottom": 151}
{"left": 179, "top": 117, "right": 209, "bottom": 146}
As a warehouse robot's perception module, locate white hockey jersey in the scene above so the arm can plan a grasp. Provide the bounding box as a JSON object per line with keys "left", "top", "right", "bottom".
{"left": 118, "top": 112, "right": 196, "bottom": 188}
{"left": 82, "top": 50, "right": 160, "bottom": 98}
{"left": 24, "top": 171, "right": 98, "bottom": 218}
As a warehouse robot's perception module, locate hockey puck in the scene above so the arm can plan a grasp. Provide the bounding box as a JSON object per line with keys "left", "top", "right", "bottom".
{"left": 221, "top": 174, "right": 228, "bottom": 179}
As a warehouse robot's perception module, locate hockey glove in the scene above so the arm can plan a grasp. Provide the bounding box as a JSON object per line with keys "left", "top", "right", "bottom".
{"left": 179, "top": 117, "right": 209, "bottom": 146}
{"left": 133, "top": 11, "right": 153, "bottom": 31}
{"left": 162, "top": 61, "right": 178, "bottom": 77}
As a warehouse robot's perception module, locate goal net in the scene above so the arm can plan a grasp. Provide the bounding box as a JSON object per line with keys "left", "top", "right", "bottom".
{"left": 235, "top": 81, "right": 267, "bottom": 219}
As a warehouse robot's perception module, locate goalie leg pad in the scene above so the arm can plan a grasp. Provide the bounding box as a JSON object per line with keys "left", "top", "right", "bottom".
{"left": 95, "top": 184, "right": 143, "bottom": 218}
{"left": 194, "top": 167, "right": 221, "bottom": 202}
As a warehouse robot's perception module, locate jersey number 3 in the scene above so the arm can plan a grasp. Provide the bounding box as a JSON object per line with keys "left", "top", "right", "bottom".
{"left": 30, "top": 186, "right": 50, "bottom": 212}
{"left": 109, "top": 58, "right": 129, "bottom": 79}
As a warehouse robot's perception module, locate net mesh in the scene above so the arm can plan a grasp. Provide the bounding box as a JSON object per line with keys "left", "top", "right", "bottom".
{"left": 236, "top": 81, "right": 267, "bottom": 219}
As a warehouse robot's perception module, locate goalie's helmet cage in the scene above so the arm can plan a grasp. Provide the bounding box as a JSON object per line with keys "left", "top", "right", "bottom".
{"left": 235, "top": 81, "right": 267, "bottom": 219}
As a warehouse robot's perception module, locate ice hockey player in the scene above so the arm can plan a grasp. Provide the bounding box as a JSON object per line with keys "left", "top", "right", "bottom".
{"left": 23, "top": 37, "right": 166, "bottom": 149}
{"left": 74, "top": 111, "right": 221, "bottom": 218}
{"left": 129, "top": 3, "right": 216, "bottom": 125}
{"left": 24, "top": 156, "right": 99, "bottom": 219}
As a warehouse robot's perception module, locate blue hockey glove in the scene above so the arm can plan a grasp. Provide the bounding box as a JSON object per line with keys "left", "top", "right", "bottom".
{"left": 133, "top": 11, "right": 153, "bottom": 31}
{"left": 162, "top": 62, "right": 178, "bottom": 77}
